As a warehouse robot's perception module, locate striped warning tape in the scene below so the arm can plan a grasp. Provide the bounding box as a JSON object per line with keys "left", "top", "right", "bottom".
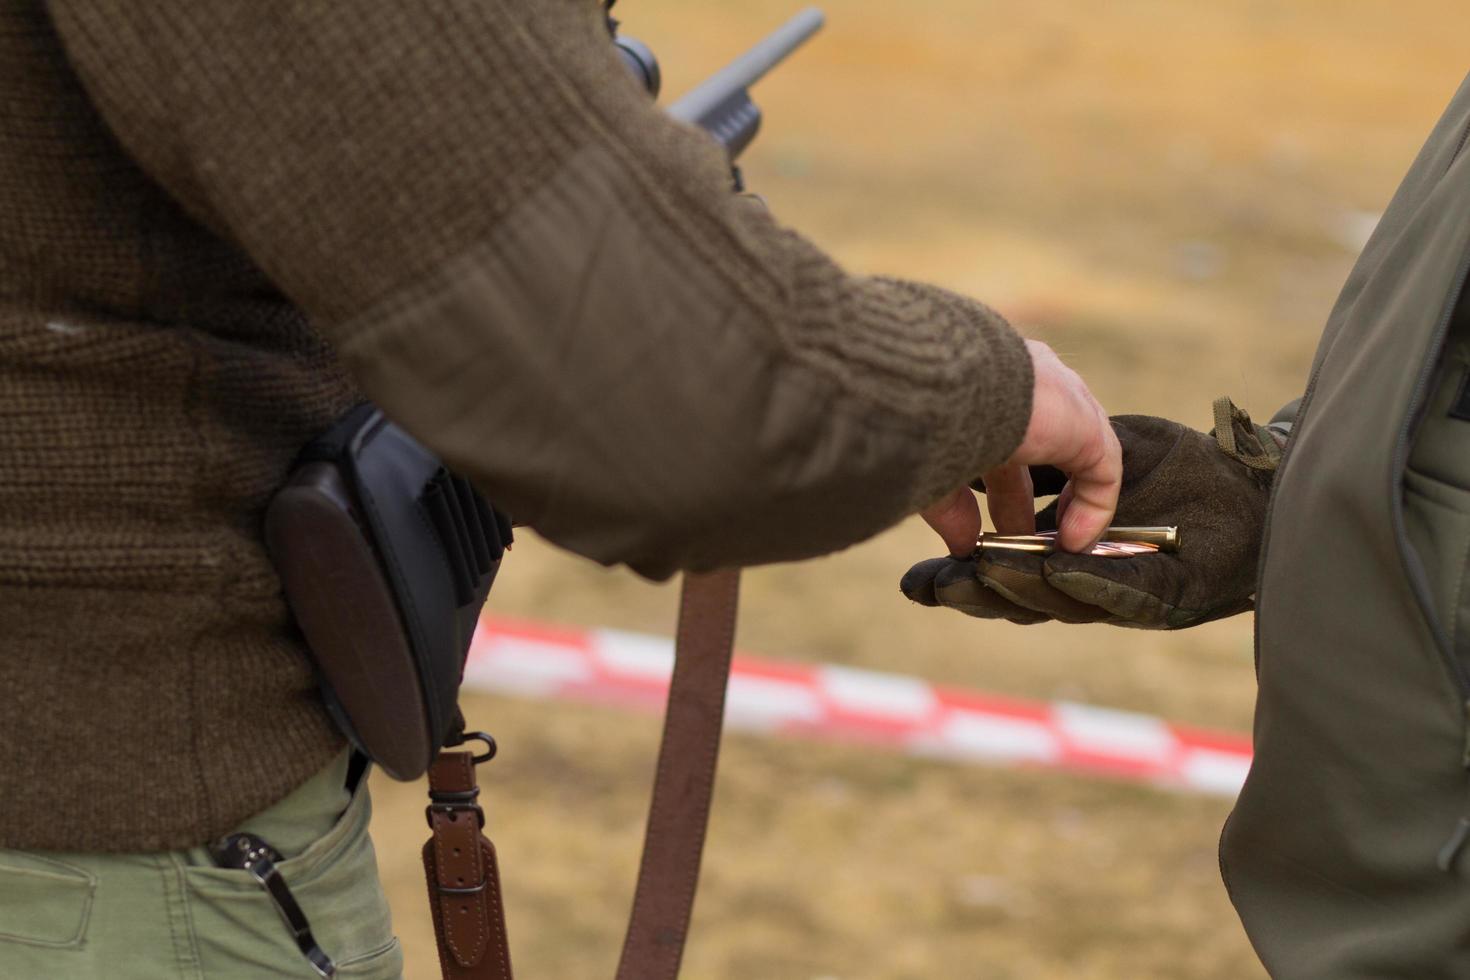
{"left": 463, "top": 616, "right": 1253, "bottom": 797}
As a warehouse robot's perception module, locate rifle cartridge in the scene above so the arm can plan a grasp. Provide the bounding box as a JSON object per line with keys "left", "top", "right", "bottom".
{"left": 976, "top": 526, "right": 1180, "bottom": 558}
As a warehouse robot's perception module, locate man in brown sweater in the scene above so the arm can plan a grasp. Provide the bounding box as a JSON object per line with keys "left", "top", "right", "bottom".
{"left": 0, "top": 0, "right": 1120, "bottom": 974}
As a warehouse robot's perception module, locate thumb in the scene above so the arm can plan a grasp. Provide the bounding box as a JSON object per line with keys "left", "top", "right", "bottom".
{"left": 1053, "top": 423, "right": 1122, "bottom": 552}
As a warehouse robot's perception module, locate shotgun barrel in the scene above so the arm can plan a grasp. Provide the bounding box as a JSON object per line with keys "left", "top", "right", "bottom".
{"left": 667, "top": 7, "right": 826, "bottom": 160}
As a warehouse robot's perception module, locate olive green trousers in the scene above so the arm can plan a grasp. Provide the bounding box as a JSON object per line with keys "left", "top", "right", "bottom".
{"left": 0, "top": 750, "right": 402, "bottom": 979}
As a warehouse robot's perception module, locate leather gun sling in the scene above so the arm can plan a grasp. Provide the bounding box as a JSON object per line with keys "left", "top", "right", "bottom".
{"left": 424, "top": 568, "right": 741, "bottom": 979}
{"left": 424, "top": 750, "right": 513, "bottom": 980}
{"left": 615, "top": 568, "right": 740, "bottom": 980}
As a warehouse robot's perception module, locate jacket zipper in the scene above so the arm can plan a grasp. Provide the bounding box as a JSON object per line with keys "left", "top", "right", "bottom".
{"left": 1448, "top": 114, "right": 1470, "bottom": 173}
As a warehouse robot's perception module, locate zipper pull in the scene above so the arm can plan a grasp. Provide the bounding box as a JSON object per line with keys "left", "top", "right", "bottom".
{"left": 1440, "top": 817, "right": 1470, "bottom": 873}
{"left": 1461, "top": 699, "right": 1470, "bottom": 769}
{"left": 1441, "top": 701, "right": 1470, "bottom": 873}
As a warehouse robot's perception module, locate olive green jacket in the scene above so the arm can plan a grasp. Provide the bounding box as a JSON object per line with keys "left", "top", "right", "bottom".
{"left": 1224, "top": 72, "right": 1470, "bottom": 977}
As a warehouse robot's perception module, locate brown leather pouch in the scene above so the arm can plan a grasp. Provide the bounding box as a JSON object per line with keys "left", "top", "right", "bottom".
{"left": 266, "top": 403, "right": 510, "bottom": 780}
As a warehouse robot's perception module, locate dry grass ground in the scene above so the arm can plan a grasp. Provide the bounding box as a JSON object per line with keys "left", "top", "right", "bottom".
{"left": 368, "top": 2, "right": 1470, "bottom": 976}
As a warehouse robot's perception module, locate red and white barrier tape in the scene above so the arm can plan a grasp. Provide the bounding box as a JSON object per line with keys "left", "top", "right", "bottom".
{"left": 464, "top": 617, "right": 1253, "bottom": 797}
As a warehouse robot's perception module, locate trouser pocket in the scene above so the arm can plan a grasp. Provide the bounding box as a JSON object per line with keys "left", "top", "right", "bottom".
{"left": 0, "top": 851, "right": 95, "bottom": 950}
{"left": 182, "top": 776, "right": 401, "bottom": 979}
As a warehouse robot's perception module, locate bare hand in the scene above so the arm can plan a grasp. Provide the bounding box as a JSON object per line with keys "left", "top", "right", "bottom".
{"left": 921, "top": 340, "right": 1121, "bottom": 556}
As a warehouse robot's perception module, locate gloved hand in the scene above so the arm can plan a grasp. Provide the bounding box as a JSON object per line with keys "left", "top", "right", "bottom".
{"left": 900, "top": 399, "right": 1281, "bottom": 629}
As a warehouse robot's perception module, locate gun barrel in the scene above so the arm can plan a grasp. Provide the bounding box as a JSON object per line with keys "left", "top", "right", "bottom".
{"left": 668, "top": 7, "right": 825, "bottom": 130}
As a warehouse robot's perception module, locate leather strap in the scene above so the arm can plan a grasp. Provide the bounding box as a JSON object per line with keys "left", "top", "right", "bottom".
{"left": 423, "top": 750, "right": 513, "bottom": 980}
{"left": 422, "top": 568, "right": 740, "bottom": 980}
{"left": 615, "top": 568, "right": 741, "bottom": 980}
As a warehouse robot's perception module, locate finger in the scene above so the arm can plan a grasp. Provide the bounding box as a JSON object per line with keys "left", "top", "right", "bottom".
{"left": 931, "top": 559, "right": 1048, "bottom": 625}
{"left": 1054, "top": 419, "right": 1122, "bottom": 553}
{"left": 981, "top": 464, "right": 1037, "bottom": 535}
{"left": 920, "top": 487, "right": 982, "bottom": 558}
{"left": 899, "top": 557, "right": 949, "bottom": 607}
{"left": 1042, "top": 552, "right": 1186, "bottom": 627}
{"left": 977, "top": 550, "right": 1111, "bottom": 624}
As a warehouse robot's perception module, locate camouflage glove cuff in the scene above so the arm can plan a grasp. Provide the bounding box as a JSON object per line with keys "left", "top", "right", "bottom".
{"left": 901, "top": 398, "right": 1275, "bottom": 630}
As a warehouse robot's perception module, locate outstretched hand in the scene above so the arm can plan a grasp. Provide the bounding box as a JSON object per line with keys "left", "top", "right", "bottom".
{"left": 906, "top": 401, "right": 1280, "bottom": 630}
{"left": 922, "top": 339, "right": 1121, "bottom": 557}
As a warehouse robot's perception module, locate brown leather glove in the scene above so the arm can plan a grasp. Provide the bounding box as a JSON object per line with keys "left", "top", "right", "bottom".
{"left": 900, "top": 399, "right": 1280, "bottom": 629}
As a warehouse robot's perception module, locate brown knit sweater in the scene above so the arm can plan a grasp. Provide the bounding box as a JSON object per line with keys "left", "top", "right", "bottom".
{"left": 1, "top": 0, "right": 1032, "bottom": 851}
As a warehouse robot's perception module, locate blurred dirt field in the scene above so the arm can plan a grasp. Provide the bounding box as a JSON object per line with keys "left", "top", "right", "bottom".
{"left": 370, "top": 2, "right": 1470, "bottom": 976}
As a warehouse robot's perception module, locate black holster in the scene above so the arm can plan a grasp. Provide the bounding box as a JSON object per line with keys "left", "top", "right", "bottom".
{"left": 265, "top": 404, "right": 510, "bottom": 780}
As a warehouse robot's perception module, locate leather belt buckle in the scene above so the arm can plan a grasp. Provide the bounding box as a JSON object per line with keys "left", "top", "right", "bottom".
{"left": 437, "top": 875, "right": 490, "bottom": 896}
